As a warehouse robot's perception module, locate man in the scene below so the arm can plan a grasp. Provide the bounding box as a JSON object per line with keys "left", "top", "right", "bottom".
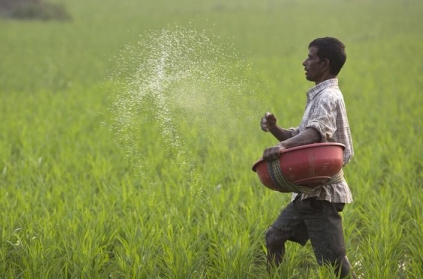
{"left": 260, "top": 37, "right": 357, "bottom": 278}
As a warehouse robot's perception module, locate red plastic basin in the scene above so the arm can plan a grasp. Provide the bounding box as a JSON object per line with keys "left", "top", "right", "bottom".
{"left": 252, "top": 143, "right": 345, "bottom": 192}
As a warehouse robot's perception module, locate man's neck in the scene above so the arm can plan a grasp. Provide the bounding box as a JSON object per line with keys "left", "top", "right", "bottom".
{"left": 314, "top": 74, "right": 337, "bottom": 85}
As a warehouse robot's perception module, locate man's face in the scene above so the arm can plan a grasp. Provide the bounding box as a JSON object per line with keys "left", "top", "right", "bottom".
{"left": 302, "top": 46, "right": 325, "bottom": 82}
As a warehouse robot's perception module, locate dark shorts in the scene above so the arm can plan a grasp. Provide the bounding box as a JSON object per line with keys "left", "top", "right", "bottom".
{"left": 271, "top": 196, "right": 346, "bottom": 264}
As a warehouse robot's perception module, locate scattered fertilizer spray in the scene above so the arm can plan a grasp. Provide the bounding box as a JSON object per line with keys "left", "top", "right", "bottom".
{"left": 110, "top": 27, "right": 256, "bottom": 182}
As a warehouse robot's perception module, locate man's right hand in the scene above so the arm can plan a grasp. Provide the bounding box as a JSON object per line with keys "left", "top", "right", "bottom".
{"left": 260, "top": 112, "right": 277, "bottom": 132}
{"left": 262, "top": 142, "right": 286, "bottom": 161}
{"left": 262, "top": 146, "right": 281, "bottom": 161}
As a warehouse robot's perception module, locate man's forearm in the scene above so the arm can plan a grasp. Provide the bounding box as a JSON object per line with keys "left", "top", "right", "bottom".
{"left": 268, "top": 125, "right": 293, "bottom": 142}
{"left": 279, "top": 128, "right": 321, "bottom": 149}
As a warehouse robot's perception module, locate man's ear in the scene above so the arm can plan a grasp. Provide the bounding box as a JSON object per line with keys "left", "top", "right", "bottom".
{"left": 322, "top": 58, "right": 331, "bottom": 72}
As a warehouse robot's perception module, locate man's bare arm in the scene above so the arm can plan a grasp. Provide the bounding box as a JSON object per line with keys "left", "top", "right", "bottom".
{"left": 261, "top": 112, "right": 293, "bottom": 141}
{"left": 262, "top": 128, "right": 321, "bottom": 161}
{"left": 268, "top": 125, "right": 293, "bottom": 142}
{"left": 279, "top": 128, "right": 321, "bottom": 149}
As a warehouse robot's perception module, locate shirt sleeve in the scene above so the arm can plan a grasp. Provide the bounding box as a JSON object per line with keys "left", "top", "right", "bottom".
{"left": 305, "top": 96, "right": 337, "bottom": 141}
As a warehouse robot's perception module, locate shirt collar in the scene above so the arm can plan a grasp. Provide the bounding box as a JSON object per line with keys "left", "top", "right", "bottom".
{"left": 306, "top": 78, "right": 339, "bottom": 101}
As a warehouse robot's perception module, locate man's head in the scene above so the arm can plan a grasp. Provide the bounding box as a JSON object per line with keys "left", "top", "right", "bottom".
{"left": 302, "top": 37, "right": 346, "bottom": 84}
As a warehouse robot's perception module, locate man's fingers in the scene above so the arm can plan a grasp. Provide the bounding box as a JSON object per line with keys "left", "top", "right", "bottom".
{"left": 264, "top": 112, "right": 277, "bottom": 126}
{"left": 261, "top": 117, "right": 269, "bottom": 132}
{"left": 263, "top": 147, "right": 281, "bottom": 162}
{"left": 261, "top": 112, "right": 277, "bottom": 132}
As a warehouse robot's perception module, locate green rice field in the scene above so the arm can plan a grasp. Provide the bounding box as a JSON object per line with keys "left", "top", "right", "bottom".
{"left": 1, "top": 0, "right": 422, "bottom": 278}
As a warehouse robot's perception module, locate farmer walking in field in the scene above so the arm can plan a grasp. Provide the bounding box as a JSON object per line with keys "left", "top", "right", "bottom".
{"left": 261, "top": 37, "right": 357, "bottom": 278}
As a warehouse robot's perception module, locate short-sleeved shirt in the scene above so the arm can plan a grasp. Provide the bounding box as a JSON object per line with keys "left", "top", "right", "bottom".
{"left": 290, "top": 78, "right": 354, "bottom": 203}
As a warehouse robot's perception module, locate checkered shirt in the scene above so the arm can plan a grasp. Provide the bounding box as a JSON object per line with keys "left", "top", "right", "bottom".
{"left": 290, "top": 78, "right": 354, "bottom": 203}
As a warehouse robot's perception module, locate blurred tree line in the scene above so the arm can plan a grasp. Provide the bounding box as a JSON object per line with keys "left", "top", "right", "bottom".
{"left": 0, "top": 0, "right": 70, "bottom": 20}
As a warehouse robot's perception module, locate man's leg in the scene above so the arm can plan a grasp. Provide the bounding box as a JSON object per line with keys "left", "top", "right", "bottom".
{"left": 265, "top": 199, "right": 309, "bottom": 267}
{"left": 265, "top": 226, "right": 290, "bottom": 266}
{"left": 335, "top": 256, "right": 357, "bottom": 279}
{"left": 295, "top": 198, "right": 357, "bottom": 278}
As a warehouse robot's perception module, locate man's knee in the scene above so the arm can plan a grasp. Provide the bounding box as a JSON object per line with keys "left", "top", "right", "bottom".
{"left": 265, "top": 226, "right": 290, "bottom": 247}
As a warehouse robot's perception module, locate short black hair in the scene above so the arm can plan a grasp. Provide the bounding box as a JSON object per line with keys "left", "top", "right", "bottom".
{"left": 309, "top": 37, "right": 346, "bottom": 75}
